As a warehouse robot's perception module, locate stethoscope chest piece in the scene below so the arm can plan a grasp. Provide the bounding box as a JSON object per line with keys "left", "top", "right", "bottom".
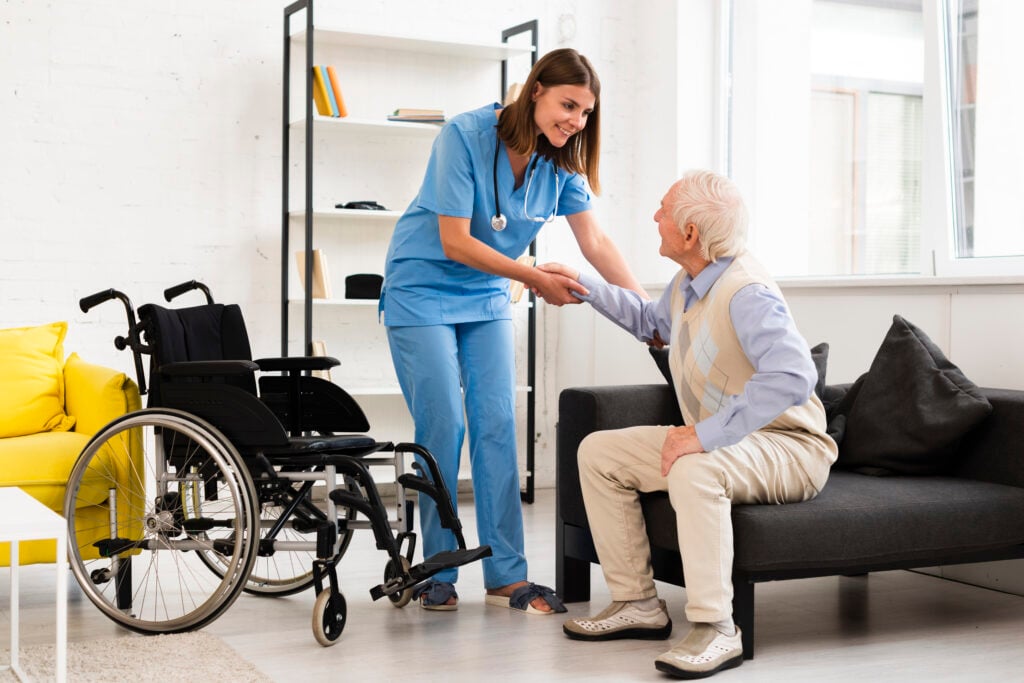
{"left": 491, "top": 214, "right": 508, "bottom": 231}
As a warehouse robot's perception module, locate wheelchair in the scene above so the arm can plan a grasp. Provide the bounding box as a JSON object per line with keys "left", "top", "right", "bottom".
{"left": 63, "top": 281, "right": 490, "bottom": 645}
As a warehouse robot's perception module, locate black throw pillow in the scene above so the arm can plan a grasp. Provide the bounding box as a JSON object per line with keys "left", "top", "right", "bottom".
{"left": 648, "top": 342, "right": 829, "bottom": 401}
{"left": 835, "top": 315, "right": 992, "bottom": 476}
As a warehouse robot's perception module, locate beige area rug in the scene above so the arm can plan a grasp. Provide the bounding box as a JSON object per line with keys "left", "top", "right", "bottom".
{"left": 0, "top": 630, "right": 272, "bottom": 682}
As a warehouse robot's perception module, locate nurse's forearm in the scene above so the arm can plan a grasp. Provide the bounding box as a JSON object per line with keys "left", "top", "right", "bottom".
{"left": 438, "top": 215, "right": 535, "bottom": 282}
{"left": 438, "top": 215, "right": 587, "bottom": 305}
{"left": 566, "top": 211, "right": 648, "bottom": 298}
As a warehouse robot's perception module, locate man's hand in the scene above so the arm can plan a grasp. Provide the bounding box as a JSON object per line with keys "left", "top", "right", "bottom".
{"left": 661, "top": 425, "right": 704, "bottom": 476}
{"left": 531, "top": 262, "right": 588, "bottom": 306}
{"left": 647, "top": 330, "right": 667, "bottom": 349}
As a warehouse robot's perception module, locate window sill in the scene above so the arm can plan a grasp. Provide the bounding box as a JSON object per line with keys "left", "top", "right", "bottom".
{"left": 641, "top": 273, "right": 1024, "bottom": 293}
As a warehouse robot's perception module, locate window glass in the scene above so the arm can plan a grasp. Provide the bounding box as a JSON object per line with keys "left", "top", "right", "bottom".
{"left": 950, "top": 1, "right": 1024, "bottom": 259}
{"left": 730, "top": 0, "right": 924, "bottom": 277}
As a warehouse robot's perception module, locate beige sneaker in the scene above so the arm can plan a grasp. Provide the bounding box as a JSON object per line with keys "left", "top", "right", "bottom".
{"left": 562, "top": 600, "right": 672, "bottom": 641}
{"left": 654, "top": 623, "right": 743, "bottom": 679}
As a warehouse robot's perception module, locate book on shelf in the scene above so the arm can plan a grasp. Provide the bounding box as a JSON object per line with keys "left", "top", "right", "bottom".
{"left": 310, "top": 340, "right": 332, "bottom": 381}
{"left": 320, "top": 66, "right": 340, "bottom": 117}
{"left": 509, "top": 254, "right": 536, "bottom": 304}
{"left": 311, "top": 66, "right": 335, "bottom": 117}
{"left": 295, "top": 248, "right": 333, "bottom": 299}
{"left": 326, "top": 65, "right": 348, "bottom": 118}
{"left": 387, "top": 107, "right": 446, "bottom": 123}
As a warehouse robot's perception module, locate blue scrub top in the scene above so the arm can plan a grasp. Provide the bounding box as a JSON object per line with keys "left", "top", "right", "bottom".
{"left": 382, "top": 103, "right": 593, "bottom": 327}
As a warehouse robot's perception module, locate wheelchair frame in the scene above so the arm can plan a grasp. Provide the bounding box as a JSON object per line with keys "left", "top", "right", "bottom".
{"left": 63, "top": 282, "right": 490, "bottom": 645}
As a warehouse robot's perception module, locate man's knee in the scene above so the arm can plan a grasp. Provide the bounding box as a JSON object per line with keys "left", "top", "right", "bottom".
{"left": 667, "top": 453, "right": 725, "bottom": 497}
{"left": 578, "top": 431, "right": 611, "bottom": 474}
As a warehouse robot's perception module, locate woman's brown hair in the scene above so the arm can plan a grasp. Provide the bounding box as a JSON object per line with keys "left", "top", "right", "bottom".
{"left": 496, "top": 48, "right": 602, "bottom": 194}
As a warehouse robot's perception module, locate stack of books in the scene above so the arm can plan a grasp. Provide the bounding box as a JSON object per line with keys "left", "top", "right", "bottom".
{"left": 387, "top": 108, "right": 446, "bottom": 124}
{"left": 312, "top": 65, "right": 348, "bottom": 118}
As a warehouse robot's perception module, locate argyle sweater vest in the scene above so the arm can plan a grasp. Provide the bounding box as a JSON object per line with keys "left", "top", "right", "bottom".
{"left": 666, "top": 252, "right": 829, "bottom": 442}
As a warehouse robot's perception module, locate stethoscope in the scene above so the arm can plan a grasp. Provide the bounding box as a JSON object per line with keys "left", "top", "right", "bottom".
{"left": 490, "top": 136, "right": 559, "bottom": 231}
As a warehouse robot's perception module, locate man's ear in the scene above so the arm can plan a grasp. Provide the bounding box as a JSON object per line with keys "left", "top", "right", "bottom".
{"left": 684, "top": 222, "right": 699, "bottom": 244}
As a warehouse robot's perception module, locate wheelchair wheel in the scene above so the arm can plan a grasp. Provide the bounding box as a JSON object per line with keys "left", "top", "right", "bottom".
{"left": 384, "top": 556, "right": 414, "bottom": 608}
{"left": 64, "top": 409, "right": 260, "bottom": 634}
{"left": 195, "top": 475, "right": 359, "bottom": 597}
{"left": 312, "top": 588, "right": 347, "bottom": 646}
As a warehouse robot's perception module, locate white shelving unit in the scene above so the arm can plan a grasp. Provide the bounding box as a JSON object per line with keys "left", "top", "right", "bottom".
{"left": 281, "top": 2, "right": 540, "bottom": 500}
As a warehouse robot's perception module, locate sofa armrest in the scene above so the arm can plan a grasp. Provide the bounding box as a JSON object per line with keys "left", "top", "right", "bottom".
{"left": 64, "top": 353, "right": 141, "bottom": 436}
{"left": 557, "top": 384, "right": 682, "bottom": 527}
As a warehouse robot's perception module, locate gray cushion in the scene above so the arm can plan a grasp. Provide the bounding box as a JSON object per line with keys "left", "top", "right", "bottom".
{"left": 835, "top": 315, "right": 992, "bottom": 476}
{"left": 640, "top": 470, "right": 1024, "bottom": 573}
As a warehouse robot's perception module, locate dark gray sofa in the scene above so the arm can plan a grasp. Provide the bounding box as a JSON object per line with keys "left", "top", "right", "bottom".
{"left": 555, "top": 382, "right": 1024, "bottom": 659}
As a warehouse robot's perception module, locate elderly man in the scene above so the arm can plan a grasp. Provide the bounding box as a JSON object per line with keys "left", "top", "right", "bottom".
{"left": 545, "top": 170, "right": 837, "bottom": 679}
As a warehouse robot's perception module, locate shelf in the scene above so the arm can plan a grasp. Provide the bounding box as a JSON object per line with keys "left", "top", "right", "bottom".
{"left": 343, "top": 383, "right": 532, "bottom": 397}
{"left": 288, "top": 298, "right": 533, "bottom": 309}
{"left": 289, "top": 298, "right": 379, "bottom": 307}
{"left": 289, "top": 115, "right": 442, "bottom": 137}
{"left": 288, "top": 208, "right": 403, "bottom": 222}
{"left": 291, "top": 28, "right": 535, "bottom": 61}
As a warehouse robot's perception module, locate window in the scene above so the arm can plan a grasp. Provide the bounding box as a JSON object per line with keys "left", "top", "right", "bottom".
{"left": 729, "top": 0, "right": 925, "bottom": 277}
{"left": 948, "top": 0, "right": 1024, "bottom": 260}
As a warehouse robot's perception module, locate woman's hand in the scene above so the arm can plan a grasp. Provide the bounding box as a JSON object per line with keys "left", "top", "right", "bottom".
{"left": 661, "top": 425, "right": 704, "bottom": 476}
{"left": 531, "top": 263, "right": 588, "bottom": 305}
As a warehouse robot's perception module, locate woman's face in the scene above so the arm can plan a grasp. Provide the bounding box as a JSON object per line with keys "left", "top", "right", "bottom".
{"left": 531, "top": 83, "right": 596, "bottom": 148}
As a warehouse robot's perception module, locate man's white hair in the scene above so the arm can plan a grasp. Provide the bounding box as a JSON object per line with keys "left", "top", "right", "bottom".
{"left": 669, "top": 169, "right": 748, "bottom": 262}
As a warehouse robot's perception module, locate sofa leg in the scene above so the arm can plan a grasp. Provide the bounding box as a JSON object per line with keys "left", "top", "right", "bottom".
{"left": 556, "top": 522, "right": 592, "bottom": 602}
{"left": 732, "top": 577, "right": 754, "bottom": 660}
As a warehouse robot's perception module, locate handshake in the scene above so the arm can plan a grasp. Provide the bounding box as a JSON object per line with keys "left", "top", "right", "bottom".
{"left": 509, "top": 256, "right": 587, "bottom": 307}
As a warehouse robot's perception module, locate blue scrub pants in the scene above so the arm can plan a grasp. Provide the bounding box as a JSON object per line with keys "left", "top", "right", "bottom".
{"left": 386, "top": 319, "right": 526, "bottom": 589}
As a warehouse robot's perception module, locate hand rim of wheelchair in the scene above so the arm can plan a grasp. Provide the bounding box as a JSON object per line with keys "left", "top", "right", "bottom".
{"left": 193, "top": 474, "right": 359, "bottom": 598}
{"left": 64, "top": 408, "right": 261, "bottom": 634}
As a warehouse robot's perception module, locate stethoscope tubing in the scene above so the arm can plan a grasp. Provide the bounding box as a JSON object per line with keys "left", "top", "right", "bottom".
{"left": 491, "top": 135, "right": 557, "bottom": 231}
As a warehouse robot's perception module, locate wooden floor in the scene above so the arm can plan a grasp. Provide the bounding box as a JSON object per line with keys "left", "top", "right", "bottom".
{"left": 4, "top": 488, "right": 1024, "bottom": 682}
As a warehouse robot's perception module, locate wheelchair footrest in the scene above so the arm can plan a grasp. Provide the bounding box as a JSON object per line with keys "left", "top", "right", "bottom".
{"left": 369, "top": 545, "right": 492, "bottom": 601}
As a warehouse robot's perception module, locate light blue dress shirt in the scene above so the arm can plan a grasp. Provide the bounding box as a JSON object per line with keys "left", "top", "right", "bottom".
{"left": 577, "top": 257, "right": 818, "bottom": 451}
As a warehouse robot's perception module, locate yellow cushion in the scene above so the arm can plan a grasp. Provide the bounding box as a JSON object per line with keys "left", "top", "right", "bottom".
{"left": 64, "top": 352, "right": 140, "bottom": 436}
{"left": 0, "top": 322, "right": 76, "bottom": 438}
{"left": 0, "top": 431, "right": 94, "bottom": 509}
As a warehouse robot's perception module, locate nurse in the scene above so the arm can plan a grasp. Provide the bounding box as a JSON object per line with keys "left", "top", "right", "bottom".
{"left": 382, "top": 48, "right": 646, "bottom": 613}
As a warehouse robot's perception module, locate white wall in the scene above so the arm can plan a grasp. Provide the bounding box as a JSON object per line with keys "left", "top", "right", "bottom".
{"left": 0, "top": 0, "right": 654, "bottom": 490}
{"left": 4, "top": 0, "right": 1023, "bottom": 493}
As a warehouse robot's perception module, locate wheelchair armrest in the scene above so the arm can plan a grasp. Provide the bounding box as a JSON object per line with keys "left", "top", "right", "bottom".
{"left": 254, "top": 356, "right": 340, "bottom": 373}
{"left": 160, "top": 360, "right": 260, "bottom": 377}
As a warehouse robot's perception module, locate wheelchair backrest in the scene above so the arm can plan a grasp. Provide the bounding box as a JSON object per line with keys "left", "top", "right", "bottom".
{"left": 138, "top": 302, "right": 257, "bottom": 408}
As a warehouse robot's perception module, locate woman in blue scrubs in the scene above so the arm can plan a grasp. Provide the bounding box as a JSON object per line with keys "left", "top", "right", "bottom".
{"left": 382, "top": 48, "right": 646, "bottom": 613}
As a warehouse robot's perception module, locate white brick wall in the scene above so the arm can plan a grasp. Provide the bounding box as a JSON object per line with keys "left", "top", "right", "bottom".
{"left": 0, "top": 0, "right": 662, "bottom": 487}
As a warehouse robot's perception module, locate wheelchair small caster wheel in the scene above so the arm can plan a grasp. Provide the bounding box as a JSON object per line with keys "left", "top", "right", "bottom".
{"left": 312, "top": 588, "right": 347, "bottom": 646}
{"left": 384, "top": 557, "right": 413, "bottom": 608}
{"left": 90, "top": 567, "right": 112, "bottom": 585}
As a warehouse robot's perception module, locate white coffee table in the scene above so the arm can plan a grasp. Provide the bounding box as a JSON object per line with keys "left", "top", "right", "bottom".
{"left": 0, "top": 487, "right": 67, "bottom": 683}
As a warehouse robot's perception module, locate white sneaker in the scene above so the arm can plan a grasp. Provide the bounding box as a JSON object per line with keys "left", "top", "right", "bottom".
{"left": 562, "top": 600, "right": 672, "bottom": 641}
{"left": 654, "top": 623, "right": 743, "bottom": 679}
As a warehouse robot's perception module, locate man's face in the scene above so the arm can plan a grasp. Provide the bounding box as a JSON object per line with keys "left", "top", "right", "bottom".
{"left": 654, "top": 182, "right": 688, "bottom": 261}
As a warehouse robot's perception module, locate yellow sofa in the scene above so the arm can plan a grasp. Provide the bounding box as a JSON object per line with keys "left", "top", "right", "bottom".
{"left": 0, "top": 322, "right": 141, "bottom": 566}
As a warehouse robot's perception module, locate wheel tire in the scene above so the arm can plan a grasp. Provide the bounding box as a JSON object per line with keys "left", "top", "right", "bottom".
{"left": 312, "top": 588, "right": 347, "bottom": 646}
{"left": 384, "top": 556, "right": 414, "bottom": 608}
{"left": 63, "top": 409, "right": 260, "bottom": 634}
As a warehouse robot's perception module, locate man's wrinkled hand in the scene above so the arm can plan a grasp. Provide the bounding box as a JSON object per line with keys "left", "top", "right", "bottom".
{"left": 661, "top": 425, "right": 704, "bottom": 476}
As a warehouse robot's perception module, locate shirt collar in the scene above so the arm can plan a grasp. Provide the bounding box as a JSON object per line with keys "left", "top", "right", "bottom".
{"left": 679, "top": 256, "right": 735, "bottom": 303}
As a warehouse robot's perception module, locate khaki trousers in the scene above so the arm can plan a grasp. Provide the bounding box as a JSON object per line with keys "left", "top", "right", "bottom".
{"left": 578, "top": 425, "right": 834, "bottom": 623}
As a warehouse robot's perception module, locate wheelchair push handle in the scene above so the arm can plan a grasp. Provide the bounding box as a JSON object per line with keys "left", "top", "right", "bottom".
{"left": 79, "top": 288, "right": 122, "bottom": 313}
{"left": 164, "top": 280, "right": 214, "bottom": 304}
{"left": 78, "top": 287, "right": 149, "bottom": 395}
